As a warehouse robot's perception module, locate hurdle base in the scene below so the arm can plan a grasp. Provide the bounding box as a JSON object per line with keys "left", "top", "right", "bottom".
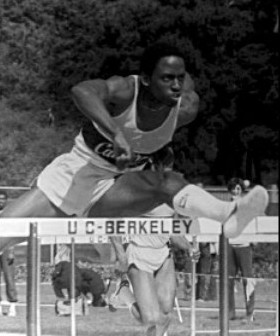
{"left": 55, "top": 296, "right": 89, "bottom": 316}
{"left": 0, "top": 301, "right": 17, "bottom": 317}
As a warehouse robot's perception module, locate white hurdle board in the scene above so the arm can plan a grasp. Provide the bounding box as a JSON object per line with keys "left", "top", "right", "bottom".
{"left": 0, "top": 216, "right": 278, "bottom": 243}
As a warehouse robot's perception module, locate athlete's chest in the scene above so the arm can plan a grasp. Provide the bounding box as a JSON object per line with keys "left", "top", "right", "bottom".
{"left": 136, "top": 104, "right": 172, "bottom": 131}
{"left": 107, "top": 98, "right": 172, "bottom": 132}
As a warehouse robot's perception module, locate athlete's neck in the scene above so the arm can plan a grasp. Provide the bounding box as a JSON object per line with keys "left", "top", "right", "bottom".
{"left": 136, "top": 85, "right": 172, "bottom": 131}
{"left": 138, "top": 85, "right": 170, "bottom": 111}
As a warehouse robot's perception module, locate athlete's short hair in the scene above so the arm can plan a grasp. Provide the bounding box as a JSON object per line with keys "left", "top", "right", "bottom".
{"left": 140, "top": 42, "right": 185, "bottom": 76}
{"left": 227, "top": 177, "right": 246, "bottom": 192}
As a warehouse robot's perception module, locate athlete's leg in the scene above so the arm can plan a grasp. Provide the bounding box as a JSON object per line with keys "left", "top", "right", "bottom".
{"left": 109, "top": 236, "right": 128, "bottom": 274}
{"left": 128, "top": 265, "right": 171, "bottom": 336}
{"left": 89, "top": 170, "right": 268, "bottom": 238}
{"left": 1, "top": 249, "right": 17, "bottom": 303}
{"left": 228, "top": 244, "right": 237, "bottom": 320}
{"left": 88, "top": 171, "right": 171, "bottom": 217}
{"left": 1, "top": 187, "right": 66, "bottom": 217}
{"left": 89, "top": 171, "right": 172, "bottom": 277}
{"left": 236, "top": 246, "right": 255, "bottom": 319}
{"left": 154, "top": 256, "right": 177, "bottom": 336}
{"left": 89, "top": 170, "right": 234, "bottom": 217}
{"left": 171, "top": 183, "right": 268, "bottom": 238}
{"left": 89, "top": 170, "right": 267, "bottom": 281}
{"left": 0, "top": 187, "right": 67, "bottom": 252}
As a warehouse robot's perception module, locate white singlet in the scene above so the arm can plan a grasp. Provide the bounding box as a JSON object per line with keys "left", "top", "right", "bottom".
{"left": 126, "top": 204, "right": 174, "bottom": 273}
{"left": 93, "top": 75, "right": 180, "bottom": 154}
{"left": 37, "top": 76, "right": 181, "bottom": 216}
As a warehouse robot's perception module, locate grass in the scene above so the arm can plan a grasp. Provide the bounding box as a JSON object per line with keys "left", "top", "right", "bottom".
{"left": 0, "top": 280, "right": 278, "bottom": 335}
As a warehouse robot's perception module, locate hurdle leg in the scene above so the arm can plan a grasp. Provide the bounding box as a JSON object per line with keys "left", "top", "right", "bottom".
{"left": 219, "top": 229, "right": 229, "bottom": 336}
{"left": 27, "top": 223, "right": 38, "bottom": 336}
{"left": 190, "top": 236, "right": 198, "bottom": 336}
{"left": 275, "top": 261, "right": 278, "bottom": 336}
{"left": 71, "top": 238, "right": 76, "bottom": 336}
{"left": 36, "top": 237, "right": 41, "bottom": 336}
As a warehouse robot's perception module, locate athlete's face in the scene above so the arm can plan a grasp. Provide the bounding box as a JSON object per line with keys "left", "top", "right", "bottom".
{"left": 230, "top": 185, "right": 243, "bottom": 199}
{"left": 147, "top": 56, "right": 186, "bottom": 106}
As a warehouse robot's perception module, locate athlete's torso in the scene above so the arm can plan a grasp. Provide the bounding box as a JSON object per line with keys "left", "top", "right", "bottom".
{"left": 128, "top": 204, "right": 174, "bottom": 248}
{"left": 81, "top": 75, "right": 181, "bottom": 168}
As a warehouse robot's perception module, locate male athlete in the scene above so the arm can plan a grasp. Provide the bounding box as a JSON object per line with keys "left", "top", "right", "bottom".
{"left": 0, "top": 42, "right": 267, "bottom": 276}
{"left": 0, "top": 42, "right": 268, "bottom": 335}
{"left": 108, "top": 204, "right": 201, "bottom": 336}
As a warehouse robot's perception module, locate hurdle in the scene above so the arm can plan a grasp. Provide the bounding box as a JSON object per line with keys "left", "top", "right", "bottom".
{"left": 190, "top": 235, "right": 198, "bottom": 336}
{"left": 0, "top": 216, "right": 278, "bottom": 336}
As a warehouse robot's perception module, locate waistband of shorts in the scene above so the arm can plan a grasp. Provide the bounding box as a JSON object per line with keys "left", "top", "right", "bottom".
{"left": 129, "top": 240, "right": 170, "bottom": 249}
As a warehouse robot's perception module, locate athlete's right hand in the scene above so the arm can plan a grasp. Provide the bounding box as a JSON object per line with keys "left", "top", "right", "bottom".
{"left": 113, "top": 131, "right": 133, "bottom": 170}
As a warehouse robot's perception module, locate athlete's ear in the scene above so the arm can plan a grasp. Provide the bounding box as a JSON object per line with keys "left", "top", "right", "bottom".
{"left": 140, "top": 74, "right": 150, "bottom": 87}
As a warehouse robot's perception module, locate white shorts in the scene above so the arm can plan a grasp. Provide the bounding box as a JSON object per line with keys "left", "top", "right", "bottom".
{"left": 126, "top": 242, "right": 170, "bottom": 273}
{"left": 37, "top": 133, "right": 123, "bottom": 216}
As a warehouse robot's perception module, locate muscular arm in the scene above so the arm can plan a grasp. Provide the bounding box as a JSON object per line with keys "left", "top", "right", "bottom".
{"left": 170, "top": 236, "right": 192, "bottom": 253}
{"left": 170, "top": 235, "right": 200, "bottom": 261}
{"left": 176, "top": 73, "right": 200, "bottom": 129}
{"left": 71, "top": 76, "right": 134, "bottom": 168}
{"left": 72, "top": 76, "right": 131, "bottom": 137}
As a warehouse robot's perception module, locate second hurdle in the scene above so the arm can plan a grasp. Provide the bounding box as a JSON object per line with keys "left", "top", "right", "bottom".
{"left": 0, "top": 216, "right": 278, "bottom": 336}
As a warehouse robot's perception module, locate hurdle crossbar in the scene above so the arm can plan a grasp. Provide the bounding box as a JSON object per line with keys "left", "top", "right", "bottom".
{"left": 1, "top": 217, "right": 278, "bottom": 336}
{"left": 26, "top": 223, "right": 38, "bottom": 336}
{"left": 70, "top": 238, "right": 76, "bottom": 336}
{"left": 0, "top": 216, "right": 278, "bottom": 242}
{"left": 219, "top": 229, "right": 229, "bottom": 336}
{"left": 191, "top": 236, "right": 198, "bottom": 336}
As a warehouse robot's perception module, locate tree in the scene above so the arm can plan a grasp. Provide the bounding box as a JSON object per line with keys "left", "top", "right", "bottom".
{"left": 1, "top": 0, "right": 278, "bottom": 185}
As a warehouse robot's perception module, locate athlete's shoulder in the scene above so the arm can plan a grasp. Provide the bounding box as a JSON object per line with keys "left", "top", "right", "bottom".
{"left": 72, "top": 75, "right": 135, "bottom": 102}
{"left": 106, "top": 75, "right": 136, "bottom": 100}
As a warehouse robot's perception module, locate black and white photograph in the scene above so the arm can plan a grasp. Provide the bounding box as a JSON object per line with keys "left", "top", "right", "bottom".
{"left": 0, "top": 1, "right": 278, "bottom": 335}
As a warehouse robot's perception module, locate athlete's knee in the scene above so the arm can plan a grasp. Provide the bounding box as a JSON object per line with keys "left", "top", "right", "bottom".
{"left": 0, "top": 189, "right": 38, "bottom": 217}
{"left": 160, "top": 301, "right": 174, "bottom": 315}
{"left": 158, "top": 290, "right": 176, "bottom": 314}
{"left": 157, "top": 171, "right": 188, "bottom": 201}
{"left": 140, "top": 309, "right": 168, "bottom": 327}
{"left": 157, "top": 289, "right": 176, "bottom": 314}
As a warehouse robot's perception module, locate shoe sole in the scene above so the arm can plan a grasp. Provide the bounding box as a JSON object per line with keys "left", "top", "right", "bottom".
{"left": 146, "top": 325, "right": 156, "bottom": 336}
{"left": 223, "top": 186, "right": 269, "bottom": 239}
{"left": 108, "top": 304, "right": 117, "bottom": 312}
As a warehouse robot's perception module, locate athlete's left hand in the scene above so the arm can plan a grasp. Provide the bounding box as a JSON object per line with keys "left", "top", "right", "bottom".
{"left": 152, "top": 146, "right": 174, "bottom": 171}
{"left": 113, "top": 130, "right": 134, "bottom": 170}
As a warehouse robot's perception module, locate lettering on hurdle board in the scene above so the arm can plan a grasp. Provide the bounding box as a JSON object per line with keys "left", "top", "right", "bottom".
{"left": 67, "top": 218, "right": 193, "bottom": 235}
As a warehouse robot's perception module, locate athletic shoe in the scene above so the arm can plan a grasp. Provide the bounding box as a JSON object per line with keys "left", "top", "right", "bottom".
{"left": 146, "top": 325, "right": 156, "bottom": 336}
{"left": 7, "top": 303, "right": 16, "bottom": 317}
{"left": 223, "top": 186, "right": 269, "bottom": 238}
{"left": 108, "top": 279, "right": 131, "bottom": 312}
{"left": 146, "top": 326, "right": 168, "bottom": 336}
{"left": 196, "top": 298, "right": 205, "bottom": 302}
{"left": 242, "top": 313, "right": 255, "bottom": 323}
{"left": 85, "top": 293, "right": 93, "bottom": 305}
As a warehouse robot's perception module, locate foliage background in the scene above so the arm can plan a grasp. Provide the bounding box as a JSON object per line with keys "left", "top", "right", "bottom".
{"left": 0, "top": 0, "right": 278, "bottom": 187}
